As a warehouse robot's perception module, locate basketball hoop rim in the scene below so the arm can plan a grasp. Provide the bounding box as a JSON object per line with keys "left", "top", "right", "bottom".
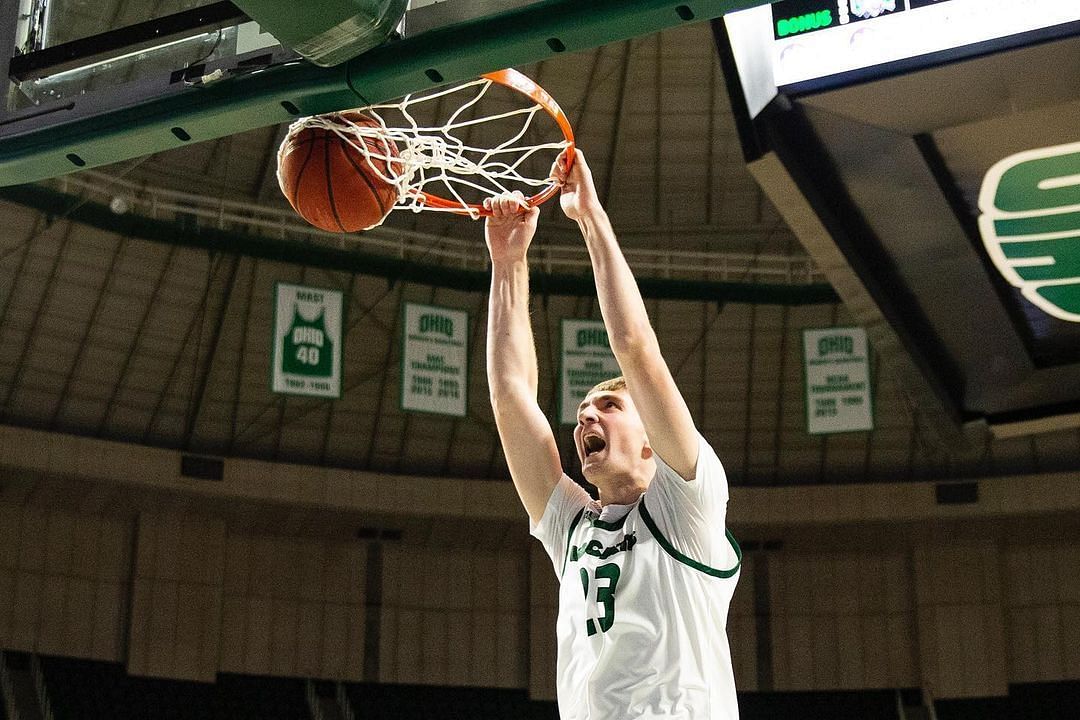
{"left": 414, "top": 68, "right": 576, "bottom": 217}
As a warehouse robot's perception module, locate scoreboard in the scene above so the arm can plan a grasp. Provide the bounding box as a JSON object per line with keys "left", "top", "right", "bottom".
{"left": 774, "top": 0, "right": 905, "bottom": 40}
{"left": 728, "top": 0, "right": 1080, "bottom": 93}
{"left": 719, "top": 0, "right": 1080, "bottom": 437}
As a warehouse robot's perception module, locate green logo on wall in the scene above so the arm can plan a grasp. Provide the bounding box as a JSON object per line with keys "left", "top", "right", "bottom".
{"left": 978, "top": 140, "right": 1080, "bottom": 322}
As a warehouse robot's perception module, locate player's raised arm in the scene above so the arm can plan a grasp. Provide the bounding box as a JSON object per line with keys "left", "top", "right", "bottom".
{"left": 485, "top": 192, "right": 563, "bottom": 523}
{"left": 553, "top": 150, "right": 699, "bottom": 481}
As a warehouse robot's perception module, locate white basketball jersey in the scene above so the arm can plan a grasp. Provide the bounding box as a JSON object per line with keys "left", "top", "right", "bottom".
{"left": 532, "top": 434, "right": 741, "bottom": 720}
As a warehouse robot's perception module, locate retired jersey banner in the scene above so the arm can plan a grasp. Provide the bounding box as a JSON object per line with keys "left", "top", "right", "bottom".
{"left": 560, "top": 319, "right": 621, "bottom": 426}
{"left": 271, "top": 283, "right": 343, "bottom": 398}
{"left": 401, "top": 302, "right": 468, "bottom": 417}
{"left": 803, "top": 327, "right": 873, "bottom": 434}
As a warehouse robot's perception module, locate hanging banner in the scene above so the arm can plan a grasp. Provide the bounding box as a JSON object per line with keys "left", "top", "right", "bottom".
{"left": 560, "top": 319, "right": 621, "bottom": 425}
{"left": 401, "top": 302, "right": 468, "bottom": 417}
{"left": 803, "top": 327, "right": 873, "bottom": 434}
{"left": 271, "top": 283, "right": 344, "bottom": 398}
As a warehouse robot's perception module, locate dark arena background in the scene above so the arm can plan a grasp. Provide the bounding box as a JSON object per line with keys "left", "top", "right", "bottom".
{"left": 0, "top": 1, "right": 1079, "bottom": 719}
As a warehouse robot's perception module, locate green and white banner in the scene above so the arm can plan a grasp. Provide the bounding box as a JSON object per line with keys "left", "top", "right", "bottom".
{"left": 560, "top": 319, "right": 621, "bottom": 425}
{"left": 271, "top": 283, "right": 343, "bottom": 398}
{"left": 803, "top": 327, "right": 873, "bottom": 435}
{"left": 978, "top": 140, "right": 1080, "bottom": 322}
{"left": 401, "top": 302, "right": 468, "bottom": 417}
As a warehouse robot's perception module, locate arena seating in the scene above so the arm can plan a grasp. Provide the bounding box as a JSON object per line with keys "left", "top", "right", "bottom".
{"left": 38, "top": 657, "right": 309, "bottom": 720}
{"left": 1010, "top": 680, "right": 1080, "bottom": 719}
{"left": 30, "top": 655, "right": 1080, "bottom": 720}
{"left": 215, "top": 674, "right": 311, "bottom": 720}
{"left": 934, "top": 696, "right": 1009, "bottom": 720}
{"left": 738, "top": 689, "right": 900, "bottom": 720}
{"left": 346, "top": 682, "right": 559, "bottom": 720}
{"left": 935, "top": 681, "right": 1080, "bottom": 720}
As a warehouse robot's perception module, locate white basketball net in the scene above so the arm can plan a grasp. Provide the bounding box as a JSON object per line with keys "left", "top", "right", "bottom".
{"left": 283, "top": 77, "right": 571, "bottom": 220}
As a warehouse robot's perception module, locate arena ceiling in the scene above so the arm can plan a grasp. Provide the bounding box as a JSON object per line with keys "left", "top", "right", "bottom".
{"left": 1, "top": 5, "right": 1078, "bottom": 494}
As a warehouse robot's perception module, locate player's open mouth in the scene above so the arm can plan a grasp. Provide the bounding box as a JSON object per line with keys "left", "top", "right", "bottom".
{"left": 583, "top": 434, "right": 606, "bottom": 457}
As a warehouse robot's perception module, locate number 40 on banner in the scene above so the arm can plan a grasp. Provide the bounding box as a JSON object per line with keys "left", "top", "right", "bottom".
{"left": 271, "top": 283, "right": 344, "bottom": 398}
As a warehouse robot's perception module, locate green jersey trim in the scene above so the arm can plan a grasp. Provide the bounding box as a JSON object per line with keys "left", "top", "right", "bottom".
{"left": 590, "top": 512, "right": 630, "bottom": 531}
{"left": 561, "top": 507, "right": 586, "bottom": 577}
{"left": 639, "top": 495, "right": 742, "bottom": 579}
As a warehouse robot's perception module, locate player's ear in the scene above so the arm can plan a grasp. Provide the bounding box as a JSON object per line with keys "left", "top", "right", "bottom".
{"left": 641, "top": 438, "right": 653, "bottom": 460}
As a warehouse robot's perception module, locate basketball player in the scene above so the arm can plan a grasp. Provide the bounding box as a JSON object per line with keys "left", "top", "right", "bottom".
{"left": 483, "top": 149, "right": 742, "bottom": 719}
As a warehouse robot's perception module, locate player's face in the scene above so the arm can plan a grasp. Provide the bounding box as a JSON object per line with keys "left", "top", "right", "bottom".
{"left": 574, "top": 389, "right": 651, "bottom": 481}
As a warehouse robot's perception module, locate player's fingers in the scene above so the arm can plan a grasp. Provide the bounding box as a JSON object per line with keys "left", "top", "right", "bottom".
{"left": 569, "top": 148, "right": 586, "bottom": 173}
{"left": 492, "top": 192, "right": 527, "bottom": 216}
{"left": 549, "top": 153, "right": 567, "bottom": 183}
{"left": 500, "top": 193, "right": 517, "bottom": 214}
{"left": 491, "top": 193, "right": 514, "bottom": 217}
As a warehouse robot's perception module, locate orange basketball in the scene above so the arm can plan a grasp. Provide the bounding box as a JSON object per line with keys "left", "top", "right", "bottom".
{"left": 278, "top": 112, "right": 400, "bottom": 233}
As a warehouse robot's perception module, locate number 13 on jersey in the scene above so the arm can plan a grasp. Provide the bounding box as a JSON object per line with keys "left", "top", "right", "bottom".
{"left": 579, "top": 563, "right": 621, "bottom": 636}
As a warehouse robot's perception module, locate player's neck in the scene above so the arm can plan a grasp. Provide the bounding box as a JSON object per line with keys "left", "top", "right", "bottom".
{"left": 595, "top": 467, "right": 652, "bottom": 507}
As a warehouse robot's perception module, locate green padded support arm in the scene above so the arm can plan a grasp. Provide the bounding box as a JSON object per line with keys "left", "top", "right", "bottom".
{"left": 0, "top": 0, "right": 773, "bottom": 187}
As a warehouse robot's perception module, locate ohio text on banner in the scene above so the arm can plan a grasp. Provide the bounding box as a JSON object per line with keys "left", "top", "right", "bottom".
{"left": 401, "top": 302, "right": 468, "bottom": 417}
{"left": 803, "top": 326, "right": 873, "bottom": 434}
{"left": 560, "top": 319, "right": 621, "bottom": 425}
{"left": 271, "top": 283, "right": 343, "bottom": 398}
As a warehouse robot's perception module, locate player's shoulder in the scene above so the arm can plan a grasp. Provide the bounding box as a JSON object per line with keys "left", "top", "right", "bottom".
{"left": 533, "top": 474, "right": 593, "bottom": 536}
{"left": 654, "top": 431, "right": 724, "bottom": 481}
{"left": 694, "top": 432, "right": 726, "bottom": 477}
{"left": 646, "top": 432, "right": 729, "bottom": 521}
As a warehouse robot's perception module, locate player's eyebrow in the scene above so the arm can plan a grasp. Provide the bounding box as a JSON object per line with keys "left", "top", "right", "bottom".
{"left": 578, "top": 393, "right": 620, "bottom": 413}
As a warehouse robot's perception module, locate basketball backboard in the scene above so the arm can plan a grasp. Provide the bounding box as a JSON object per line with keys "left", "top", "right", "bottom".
{"left": 0, "top": 0, "right": 776, "bottom": 187}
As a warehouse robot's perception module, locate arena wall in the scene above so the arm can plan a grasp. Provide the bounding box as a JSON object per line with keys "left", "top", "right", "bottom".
{"left": 1, "top": 424, "right": 1078, "bottom": 701}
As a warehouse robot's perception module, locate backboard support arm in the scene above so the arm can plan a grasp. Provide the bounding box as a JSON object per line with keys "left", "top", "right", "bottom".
{"left": 0, "top": 0, "right": 775, "bottom": 187}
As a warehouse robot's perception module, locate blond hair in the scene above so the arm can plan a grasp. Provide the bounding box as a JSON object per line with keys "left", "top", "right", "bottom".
{"left": 588, "top": 376, "right": 626, "bottom": 395}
